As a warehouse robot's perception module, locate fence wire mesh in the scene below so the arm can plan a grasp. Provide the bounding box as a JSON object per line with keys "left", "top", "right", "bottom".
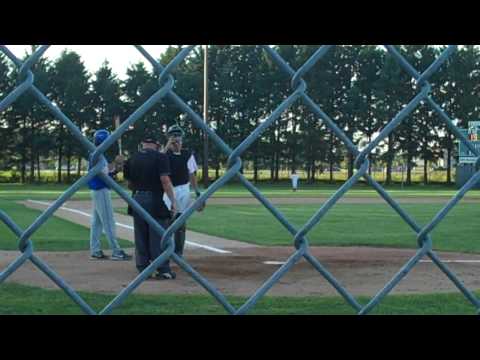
{"left": 1, "top": 45, "right": 479, "bottom": 315}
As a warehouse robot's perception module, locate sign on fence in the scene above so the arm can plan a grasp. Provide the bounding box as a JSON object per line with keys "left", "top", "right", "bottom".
{"left": 458, "top": 122, "right": 480, "bottom": 163}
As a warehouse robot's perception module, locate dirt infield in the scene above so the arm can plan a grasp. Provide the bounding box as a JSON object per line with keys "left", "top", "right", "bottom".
{"left": 1, "top": 197, "right": 478, "bottom": 299}
{"left": 2, "top": 246, "right": 480, "bottom": 298}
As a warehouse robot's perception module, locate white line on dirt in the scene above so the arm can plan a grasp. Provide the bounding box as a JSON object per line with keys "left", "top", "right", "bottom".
{"left": 420, "top": 260, "right": 480, "bottom": 264}
{"left": 27, "top": 200, "right": 231, "bottom": 254}
{"left": 264, "top": 261, "right": 286, "bottom": 265}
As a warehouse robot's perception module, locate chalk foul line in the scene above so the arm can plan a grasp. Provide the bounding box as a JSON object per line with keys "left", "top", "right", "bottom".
{"left": 26, "top": 200, "right": 231, "bottom": 254}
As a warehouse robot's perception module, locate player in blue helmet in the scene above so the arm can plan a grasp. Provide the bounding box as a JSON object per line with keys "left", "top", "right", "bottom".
{"left": 94, "top": 129, "right": 110, "bottom": 146}
{"left": 87, "top": 129, "right": 131, "bottom": 261}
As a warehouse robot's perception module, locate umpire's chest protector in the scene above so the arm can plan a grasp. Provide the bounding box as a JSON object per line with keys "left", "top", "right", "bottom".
{"left": 167, "top": 150, "right": 191, "bottom": 187}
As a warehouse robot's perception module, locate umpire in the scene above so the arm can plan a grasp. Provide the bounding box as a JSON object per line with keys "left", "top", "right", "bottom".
{"left": 162, "top": 125, "right": 204, "bottom": 258}
{"left": 123, "top": 135, "right": 178, "bottom": 280}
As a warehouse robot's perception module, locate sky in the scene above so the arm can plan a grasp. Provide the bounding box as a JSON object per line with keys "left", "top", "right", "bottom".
{"left": 4, "top": 45, "right": 172, "bottom": 80}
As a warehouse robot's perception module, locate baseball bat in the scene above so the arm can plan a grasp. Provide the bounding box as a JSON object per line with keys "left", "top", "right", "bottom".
{"left": 114, "top": 115, "right": 123, "bottom": 156}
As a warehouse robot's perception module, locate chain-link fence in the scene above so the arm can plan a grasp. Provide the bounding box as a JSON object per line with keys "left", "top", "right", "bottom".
{"left": 1, "top": 45, "right": 479, "bottom": 315}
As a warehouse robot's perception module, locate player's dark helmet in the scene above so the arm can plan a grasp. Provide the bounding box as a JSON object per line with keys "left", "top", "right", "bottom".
{"left": 167, "top": 125, "right": 185, "bottom": 138}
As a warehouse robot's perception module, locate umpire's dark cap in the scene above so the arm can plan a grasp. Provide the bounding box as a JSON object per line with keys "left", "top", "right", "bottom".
{"left": 141, "top": 134, "right": 159, "bottom": 145}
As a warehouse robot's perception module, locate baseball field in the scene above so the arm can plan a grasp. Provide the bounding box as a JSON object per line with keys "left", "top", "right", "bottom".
{"left": 1, "top": 183, "right": 480, "bottom": 315}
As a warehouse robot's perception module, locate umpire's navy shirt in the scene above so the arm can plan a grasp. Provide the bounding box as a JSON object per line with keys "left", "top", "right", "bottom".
{"left": 124, "top": 149, "right": 171, "bottom": 217}
{"left": 124, "top": 149, "right": 171, "bottom": 191}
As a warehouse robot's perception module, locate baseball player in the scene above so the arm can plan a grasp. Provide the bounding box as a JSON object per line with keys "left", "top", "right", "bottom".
{"left": 290, "top": 170, "right": 299, "bottom": 192}
{"left": 162, "top": 125, "right": 205, "bottom": 257}
{"left": 87, "top": 129, "right": 131, "bottom": 261}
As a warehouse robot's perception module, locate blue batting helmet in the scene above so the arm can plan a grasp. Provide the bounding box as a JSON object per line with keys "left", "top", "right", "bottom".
{"left": 94, "top": 129, "right": 110, "bottom": 146}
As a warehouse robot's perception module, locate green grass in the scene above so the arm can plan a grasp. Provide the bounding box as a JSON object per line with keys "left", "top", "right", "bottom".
{"left": 2, "top": 183, "right": 479, "bottom": 253}
{"left": 0, "top": 168, "right": 456, "bottom": 184}
{"left": 2, "top": 181, "right": 473, "bottom": 253}
{"left": 2, "top": 184, "right": 479, "bottom": 315}
{"left": 155, "top": 203, "right": 480, "bottom": 253}
{"left": 1, "top": 183, "right": 479, "bottom": 201}
{"left": 0, "top": 283, "right": 478, "bottom": 315}
{"left": 0, "top": 199, "right": 132, "bottom": 251}
{"left": 0, "top": 183, "right": 121, "bottom": 201}
{"left": 198, "top": 168, "right": 455, "bottom": 183}
{"left": 0, "top": 183, "right": 98, "bottom": 201}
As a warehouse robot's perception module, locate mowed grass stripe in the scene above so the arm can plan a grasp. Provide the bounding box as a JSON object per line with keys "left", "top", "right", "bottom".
{"left": 0, "top": 283, "right": 478, "bottom": 315}
{"left": 181, "top": 203, "right": 480, "bottom": 253}
{"left": 1, "top": 183, "right": 480, "bottom": 201}
{"left": 0, "top": 199, "right": 132, "bottom": 251}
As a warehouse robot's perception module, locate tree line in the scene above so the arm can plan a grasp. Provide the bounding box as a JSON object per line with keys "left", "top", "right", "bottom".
{"left": 0, "top": 45, "right": 479, "bottom": 185}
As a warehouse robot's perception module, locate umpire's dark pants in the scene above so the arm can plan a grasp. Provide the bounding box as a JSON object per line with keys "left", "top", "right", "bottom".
{"left": 133, "top": 191, "right": 171, "bottom": 274}
{"left": 173, "top": 213, "right": 186, "bottom": 257}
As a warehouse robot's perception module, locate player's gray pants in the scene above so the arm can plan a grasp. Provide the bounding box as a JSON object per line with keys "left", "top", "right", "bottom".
{"left": 90, "top": 188, "right": 122, "bottom": 255}
{"left": 133, "top": 191, "right": 172, "bottom": 274}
